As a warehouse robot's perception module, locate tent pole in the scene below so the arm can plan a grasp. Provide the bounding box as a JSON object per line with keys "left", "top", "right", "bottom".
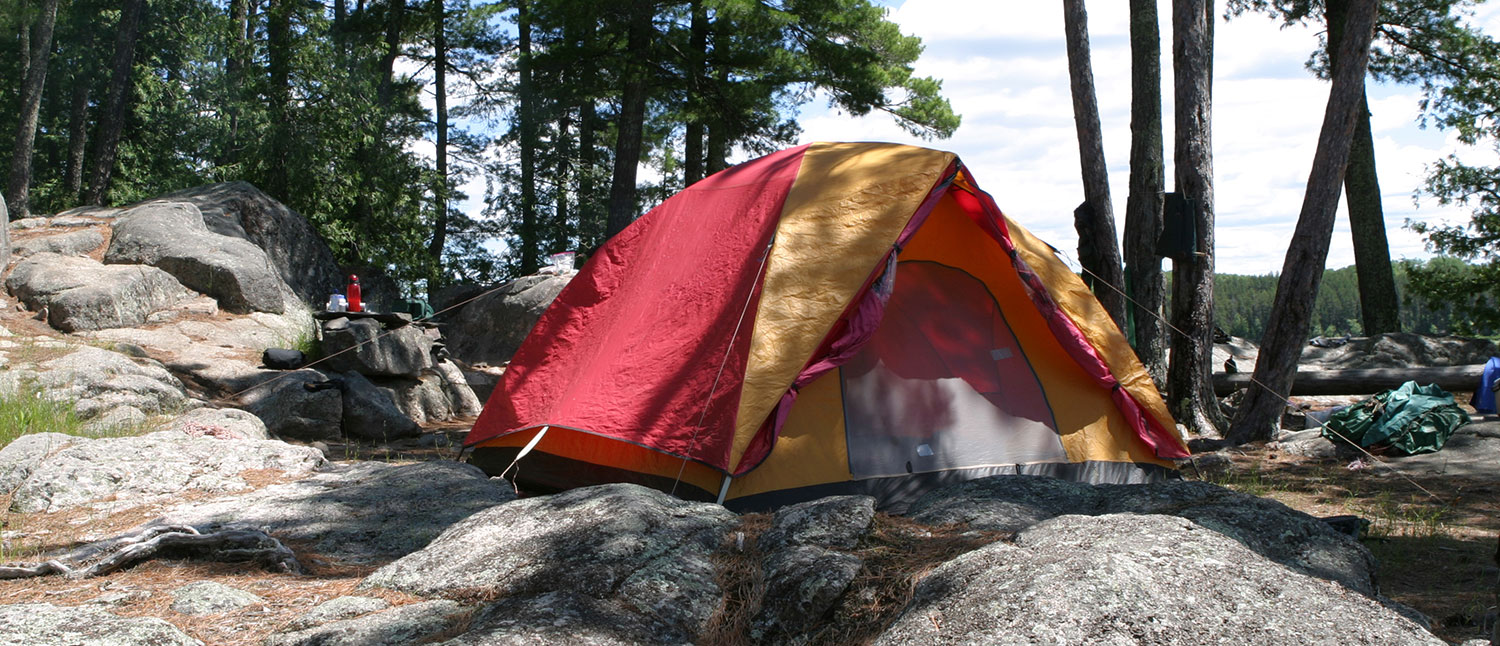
{"left": 716, "top": 475, "right": 732, "bottom": 505}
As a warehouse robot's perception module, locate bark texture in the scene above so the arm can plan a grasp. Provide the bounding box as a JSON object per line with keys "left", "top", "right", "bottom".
{"left": 1062, "top": 0, "right": 1127, "bottom": 329}
{"left": 1228, "top": 0, "right": 1380, "bottom": 444}
{"left": 5, "top": 0, "right": 60, "bottom": 219}
{"left": 1326, "top": 0, "right": 1400, "bottom": 335}
{"left": 605, "top": 0, "right": 654, "bottom": 239}
{"left": 1125, "top": 0, "right": 1168, "bottom": 386}
{"left": 84, "top": 0, "right": 145, "bottom": 205}
{"left": 1166, "top": 0, "right": 1227, "bottom": 437}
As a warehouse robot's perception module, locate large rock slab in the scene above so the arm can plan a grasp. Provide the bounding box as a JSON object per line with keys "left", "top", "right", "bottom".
{"left": 266, "top": 600, "right": 470, "bottom": 646}
{"left": 321, "top": 317, "right": 434, "bottom": 378}
{"left": 281, "top": 596, "right": 391, "bottom": 633}
{"left": 905, "top": 474, "right": 1106, "bottom": 532}
{"left": 0, "top": 602, "right": 201, "bottom": 646}
{"left": 12, "top": 228, "right": 103, "bottom": 257}
{"left": 156, "top": 461, "right": 513, "bottom": 563}
{"left": 105, "top": 201, "right": 289, "bottom": 314}
{"left": 236, "top": 368, "right": 342, "bottom": 442}
{"left": 337, "top": 371, "right": 421, "bottom": 441}
{"left": 5, "top": 252, "right": 190, "bottom": 331}
{"left": 141, "top": 182, "right": 343, "bottom": 304}
{"left": 904, "top": 476, "right": 1377, "bottom": 596}
{"left": 439, "top": 273, "right": 572, "bottom": 366}
{"left": 0, "top": 432, "right": 78, "bottom": 495}
{"left": 170, "top": 581, "right": 264, "bottom": 615}
{"left": 752, "top": 496, "right": 876, "bottom": 640}
{"left": 28, "top": 345, "right": 191, "bottom": 421}
{"left": 363, "top": 483, "right": 736, "bottom": 641}
{"left": 7, "top": 430, "right": 325, "bottom": 513}
{"left": 870, "top": 514, "right": 1442, "bottom": 646}
{"left": 439, "top": 593, "right": 677, "bottom": 646}
{"left": 1099, "top": 479, "right": 1378, "bottom": 595}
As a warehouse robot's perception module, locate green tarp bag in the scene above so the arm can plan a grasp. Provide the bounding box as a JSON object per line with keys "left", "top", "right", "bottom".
{"left": 1320, "top": 381, "right": 1470, "bottom": 456}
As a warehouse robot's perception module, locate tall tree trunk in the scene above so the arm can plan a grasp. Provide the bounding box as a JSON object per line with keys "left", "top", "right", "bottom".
{"left": 17, "top": 0, "right": 29, "bottom": 89}
{"left": 265, "top": 0, "right": 293, "bottom": 200}
{"left": 1166, "top": 0, "right": 1226, "bottom": 437}
{"left": 6, "top": 0, "right": 60, "bottom": 219}
{"left": 1322, "top": 0, "right": 1400, "bottom": 335}
{"left": 1227, "top": 0, "right": 1379, "bottom": 444}
{"left": 428, "top": 0, "right": 449, "bottom": 278}
{"left": 683, "top": 0, "right": 707, "bottom": 186}
{"left": 1124, "top": 0, "right": 1167, "bottom": 386}
{"left": 555, "top": 112, "right": 573, "bottom": 252}
{"left": 224, "top": 0, "right": 249, "bottom": 165}
{"left": 517, "top": 0, "right": 539, "bottom": 274}
{"left": 574, "top": 17, "right": 603, "bottom": 251}
{"left": 62, "top": 68, "right": 91, "bottom": 202}
{"left": 1344, "top": 90, "right": 1400, "bottom": 333}
{"left": 704, "top": 19, "right": 729, "bottom": 175}
{"left": 605, "top": 0, "right": 654, "bottom": 238}
{"left": 83, "top": 0, "right": 145, "bottom": 206}
{"left": 375, "top": 0, "right": 406, "bottom": 108}
{"left": 1062, "top": 0, "right": 1126, "bottom": 330}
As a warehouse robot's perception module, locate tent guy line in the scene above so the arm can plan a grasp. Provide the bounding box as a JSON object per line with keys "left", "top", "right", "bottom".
{"left": 671, "top": 234, "right": 778, "bottom": 500}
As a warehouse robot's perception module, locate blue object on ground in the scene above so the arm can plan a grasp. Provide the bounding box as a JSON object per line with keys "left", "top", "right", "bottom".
{"left": 1473, "top": 356, "right": 1500, "bottom": 414}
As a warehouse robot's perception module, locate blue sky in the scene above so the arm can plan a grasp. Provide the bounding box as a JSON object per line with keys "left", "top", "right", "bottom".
{"left": 793, "top": 1, "right": 1500, "bottom": 275}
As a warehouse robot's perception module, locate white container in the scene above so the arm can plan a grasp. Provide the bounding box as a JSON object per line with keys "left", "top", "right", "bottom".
{"left": 549, "top": 252, "right": 576, "bottom": 273}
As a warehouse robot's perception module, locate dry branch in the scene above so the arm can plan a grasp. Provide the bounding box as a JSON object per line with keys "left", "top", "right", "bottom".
{"left": 0, "top": 524, "right": 301, "bottom": 580}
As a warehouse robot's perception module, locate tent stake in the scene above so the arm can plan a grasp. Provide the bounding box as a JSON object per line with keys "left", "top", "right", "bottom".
{"left": 716, "top": 475, "right": 732, "bottom": 505}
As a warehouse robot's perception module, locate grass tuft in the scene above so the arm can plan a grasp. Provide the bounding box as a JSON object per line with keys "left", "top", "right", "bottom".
{"left": 0, "top": 387, "right": 85, "bottom": 448}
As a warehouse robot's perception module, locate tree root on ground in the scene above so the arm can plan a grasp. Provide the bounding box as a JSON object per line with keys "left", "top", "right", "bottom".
{"left": 0, "top": 524, "right": 301, "bottom": 579}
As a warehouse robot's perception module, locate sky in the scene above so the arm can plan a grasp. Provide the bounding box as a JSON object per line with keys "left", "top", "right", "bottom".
{"left": 791, "top": 1, "right": 1500, "bottom": 275}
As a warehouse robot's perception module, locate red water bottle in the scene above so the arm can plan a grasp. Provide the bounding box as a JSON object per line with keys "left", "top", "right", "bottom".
{"left": 347, "top": 275, "right": 363, "bottom": 313}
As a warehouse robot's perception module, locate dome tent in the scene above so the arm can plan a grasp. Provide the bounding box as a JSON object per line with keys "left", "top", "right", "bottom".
{"left": 463, "top": 142, "right": 1189, "bottom": 511}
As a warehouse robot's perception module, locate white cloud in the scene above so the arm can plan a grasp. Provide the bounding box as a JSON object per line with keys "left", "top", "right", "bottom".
{"left": 796, "top": 0, "right": 1500, "bottom": 275}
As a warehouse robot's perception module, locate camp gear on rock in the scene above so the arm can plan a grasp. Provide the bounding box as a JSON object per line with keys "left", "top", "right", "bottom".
{"left": 1321, "top": 381, "right": 1470, "bottom": 456}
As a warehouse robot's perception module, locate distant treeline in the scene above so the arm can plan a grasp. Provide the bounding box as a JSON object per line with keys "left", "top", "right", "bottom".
{"left": 1189, "top": 258, "right": 1498, "bottom": 341}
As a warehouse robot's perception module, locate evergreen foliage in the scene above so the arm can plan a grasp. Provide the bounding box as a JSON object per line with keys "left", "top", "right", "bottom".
{"left": 1, "top": 0, "right": 958, "bottom": 291}
{"left": 1209, "top": 260, "right": 1496, "bottom": 340}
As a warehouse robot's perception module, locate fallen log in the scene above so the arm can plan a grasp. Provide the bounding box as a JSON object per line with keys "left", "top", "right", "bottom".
{"left": 1213, "top": 365, "right": 1486, "bottom": 397}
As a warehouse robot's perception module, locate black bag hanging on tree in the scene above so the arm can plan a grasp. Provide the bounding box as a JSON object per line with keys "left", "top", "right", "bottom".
{"left": 1157, "top": 192, "right": 1197, "bottom": 261}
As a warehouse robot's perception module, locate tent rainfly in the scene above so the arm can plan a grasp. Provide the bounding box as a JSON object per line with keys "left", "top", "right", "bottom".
{"left": 463, "top": 142, "right": 1189, "bottom": 511}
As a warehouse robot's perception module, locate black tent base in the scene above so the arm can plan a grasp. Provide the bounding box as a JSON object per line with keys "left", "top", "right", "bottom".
{"left": 469, "top": 447, "right": 1176, "bottom": 514}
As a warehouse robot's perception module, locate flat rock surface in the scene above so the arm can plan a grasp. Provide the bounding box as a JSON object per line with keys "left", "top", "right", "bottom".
{"left": 905, "top": 476, "right": 1378, "bottom": 595}
{"left": 156, "top": 461, "right": 513, "bottom": 563}
{"left": 0, "top": 602, "right": 201, "bottom": 646}
{"left": 7, "top": 430, "right": 325, "bottom": 513}
{"left": 870, "top": 514, "right": 1443, "bottom": 646}
{"left": 266, "top": 600, "right": 469, "bottom": 646}
{"left": 12, "top": 228, "right": 103, "bottom": 257}
{"left": 437, "top": 593, "right": 674, "bottom": 646}
{"left": 281, "top": 596, "right": 392, "bottom": 633}
{"left": 169, "top": 581, "right": 264, "bottom": 615}
{"left": 1369, "top": 421, "right": 1500, "bottom": 481}
{"left": 363, "top": 483, "right": 737, "bottom": 641}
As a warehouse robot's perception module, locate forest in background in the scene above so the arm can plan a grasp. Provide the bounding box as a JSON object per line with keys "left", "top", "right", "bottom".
{"left": 1212, "top": 257, "right": 1500, "bottom": 339}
